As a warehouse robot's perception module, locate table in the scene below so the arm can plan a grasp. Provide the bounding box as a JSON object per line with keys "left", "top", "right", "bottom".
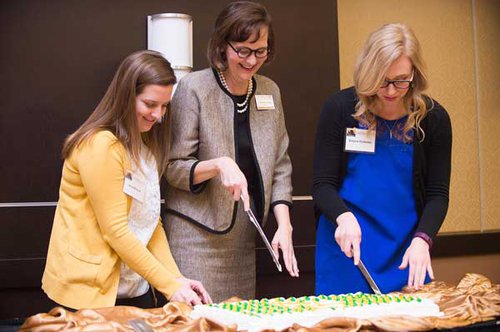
{"left": 17, "top": 274, "right": 500, "bottom": 332}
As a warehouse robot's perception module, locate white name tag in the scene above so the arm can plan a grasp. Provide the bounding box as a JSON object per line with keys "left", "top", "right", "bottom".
{"left": 255, "top": 94, "right": 275, "bottom": 110}
{"left": 344, "top": 128, "right": 376, "bottom": 153}
{"left": 123, "top": 171, "right": 146, "bottom": 203}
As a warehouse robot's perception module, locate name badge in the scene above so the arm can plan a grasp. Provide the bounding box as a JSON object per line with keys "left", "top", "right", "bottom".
{"left": 344, "top": 128, "right": 376, "bottom": 154}
{"left": 255, "top": 94, "right": 275, "bottom": 110}
{"left": 123, "top": 171, "right": 146, "bottom": 202}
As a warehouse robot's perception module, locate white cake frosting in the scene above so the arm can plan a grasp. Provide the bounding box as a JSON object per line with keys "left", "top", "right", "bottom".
{"left": 190, "top": 292, "right": 443, "bottom": 331}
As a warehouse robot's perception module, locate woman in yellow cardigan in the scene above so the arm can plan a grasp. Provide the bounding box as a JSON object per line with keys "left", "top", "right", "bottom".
{"left": 42, "top": 50, "right": 211, "bottom": 310}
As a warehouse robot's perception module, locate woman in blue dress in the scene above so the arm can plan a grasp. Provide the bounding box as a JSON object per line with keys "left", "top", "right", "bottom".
{"left": 313, "top": 23, "right": 452, "bottom": 294}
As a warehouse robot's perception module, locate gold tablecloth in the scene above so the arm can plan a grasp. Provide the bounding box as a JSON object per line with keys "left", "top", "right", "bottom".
{"left": 20, "top": 273, "right": 500, "bottom": 332}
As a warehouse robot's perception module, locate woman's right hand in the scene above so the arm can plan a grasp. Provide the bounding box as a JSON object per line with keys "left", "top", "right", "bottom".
{"left": 170, "top": 277, "right": 212, "bottom": 306}
{"left": 215, "top": 157, "right": 250, "bottom": 210}
{"left": 334, "top": 212, "right": 362, "bottom": 265}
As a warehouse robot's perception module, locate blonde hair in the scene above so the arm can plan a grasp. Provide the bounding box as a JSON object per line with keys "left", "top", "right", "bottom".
{"left": 353, "top": 23, "right": 432, "bottom": 141}
{"left": 62, "top": 50, "right": 176, "bottom": 175}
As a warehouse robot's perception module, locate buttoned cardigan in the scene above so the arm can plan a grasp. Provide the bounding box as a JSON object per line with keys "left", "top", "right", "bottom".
{"left": 42, "top": 131, "right": 183, "bottom": 309}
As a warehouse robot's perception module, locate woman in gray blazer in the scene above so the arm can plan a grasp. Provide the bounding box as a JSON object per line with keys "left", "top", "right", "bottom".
{"left": 164, "top": 1, "right": 299, "bottom": 302}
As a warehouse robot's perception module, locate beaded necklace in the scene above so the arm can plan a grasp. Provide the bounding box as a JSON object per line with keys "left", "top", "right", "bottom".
{"left": 217, "top": 69, "right": 253, "bottom": 113}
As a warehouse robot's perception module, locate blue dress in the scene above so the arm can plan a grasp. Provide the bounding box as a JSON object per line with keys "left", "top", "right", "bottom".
{"left": 315, "top": 119, "right": 430, "bottom": 294}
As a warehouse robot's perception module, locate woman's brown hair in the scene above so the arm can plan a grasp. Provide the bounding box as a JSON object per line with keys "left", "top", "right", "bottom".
{"left": 207, "top": 1, "right": 275, "bottom": 70}
{"left": 62, "top": 50, "right": 176, "bottom": 175}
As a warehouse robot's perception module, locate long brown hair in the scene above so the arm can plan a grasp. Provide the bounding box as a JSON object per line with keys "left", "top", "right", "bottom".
{"left": 62, "top": 50, "right": 176, "bottom": 174}
{"left": 207, "top": 1, "right": 275, "bottom": 70}
{"left": 353, "top": 23, "right": 432, "bottom": 141}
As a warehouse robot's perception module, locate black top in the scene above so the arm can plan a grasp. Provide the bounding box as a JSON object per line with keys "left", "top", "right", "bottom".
{"left": 212, "top": 69, "right": 264, "bottom": 219}
{"left": 235, "top": 94, "right": 263, "bottom": 218}
{"left": 312, "top": 87, "right": 452, "bottom": 239}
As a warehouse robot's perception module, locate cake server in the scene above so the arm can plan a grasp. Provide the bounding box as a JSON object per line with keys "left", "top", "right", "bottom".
{"left": 241, "top": 195, "right": 282, "bottom": 272}
{"left": 357, "top": 259, "right": 382, "bottom": 294}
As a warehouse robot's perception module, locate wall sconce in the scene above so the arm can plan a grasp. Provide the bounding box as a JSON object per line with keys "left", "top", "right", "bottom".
{"left": 147, "top": 13, "right": 193, "bottom": 90}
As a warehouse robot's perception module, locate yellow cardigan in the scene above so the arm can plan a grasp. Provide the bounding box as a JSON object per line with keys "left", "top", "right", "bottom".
{"left": 42, "top": 131, "right": 182, "bottom": 309}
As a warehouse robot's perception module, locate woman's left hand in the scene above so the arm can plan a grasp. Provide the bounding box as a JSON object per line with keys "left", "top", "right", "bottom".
{"left": 271, "top": 224, "right": 299, "bottom": 277}
{"left": 399, "top": 237, "right": 434, "bottom": 289}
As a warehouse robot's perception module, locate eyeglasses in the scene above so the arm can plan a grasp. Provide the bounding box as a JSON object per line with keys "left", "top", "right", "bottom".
{"left": 380, "top": 71, "right": 414, "bottom": 89}
{"left": 226, "top": 41, "right": 269, "bottom": 59}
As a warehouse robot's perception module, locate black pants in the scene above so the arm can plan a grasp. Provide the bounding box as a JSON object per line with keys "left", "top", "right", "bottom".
{"left": 46, "top": 288, "right": 166, "bottom": 311}
{"left": 115, "top": 289, "right": 157, "bottom": 308}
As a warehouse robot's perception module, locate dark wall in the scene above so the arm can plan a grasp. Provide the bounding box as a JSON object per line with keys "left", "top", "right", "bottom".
{"left": 0, "top": 0, "right": 339, "bottom": 200}
{"left": 0, "top": 0, "right": 339, "bottom": 319}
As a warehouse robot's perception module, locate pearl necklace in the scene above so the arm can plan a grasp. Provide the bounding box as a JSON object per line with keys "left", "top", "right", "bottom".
{"left": 217, "top": 69, "right": 253, "bottom": 113}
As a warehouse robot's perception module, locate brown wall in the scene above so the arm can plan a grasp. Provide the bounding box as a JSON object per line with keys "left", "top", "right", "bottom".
{"left": 433, "top": 254, "right": 500, "bottom": 284}
{"left": 0, "top": 0, "right": 338, "bottom": 320}
{"left": 0, "top": 0, "right": 338, "bottom": 201}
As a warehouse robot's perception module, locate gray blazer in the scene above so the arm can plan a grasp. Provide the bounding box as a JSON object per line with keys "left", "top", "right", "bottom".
{"left": 165, "top": 68, "right": 292, "bottom": 233}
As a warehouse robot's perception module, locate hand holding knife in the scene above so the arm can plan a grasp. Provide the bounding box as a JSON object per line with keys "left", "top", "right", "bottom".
{"left": 335, "top": 212, "right": 382, "bottom": 294}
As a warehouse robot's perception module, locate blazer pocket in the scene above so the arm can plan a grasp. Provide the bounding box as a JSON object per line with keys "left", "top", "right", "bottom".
{"left": 69, "top": 245, "right": 103, "bottom": 265}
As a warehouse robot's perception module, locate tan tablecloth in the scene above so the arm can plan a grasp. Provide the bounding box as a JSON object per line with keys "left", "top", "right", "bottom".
{"left": 20, "top": 273, "right": 500, "bottom": 332}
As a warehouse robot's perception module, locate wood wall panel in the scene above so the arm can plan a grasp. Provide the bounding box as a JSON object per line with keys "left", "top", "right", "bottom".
{"left": 0, "top": 288, "right": 54, "bottom": 322}
{"left": 476, "top": 0, "right": 500, "bottom": 231}
{"left": 1, "top": 199, "right": 499, "bottom": 320}
{"left": 0, "top": 208, "right": 54, "bottom": 259}
{"left": 0, "top": 0, "right": 338, "bottom": 201}
{"left": 0, "top": 0, "right": 338, "bottom": 320}
{"left": 433, "top": 253, "right": 500, "bottom": 284}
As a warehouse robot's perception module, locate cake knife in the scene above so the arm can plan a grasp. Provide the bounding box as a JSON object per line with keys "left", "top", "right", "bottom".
{"left": 357, "top": 259, "right": 382, "bottom": 294}
{"left": 241, "top": 195, "right": 283, "bottom": 272}
{"left": 128, "top": 319, "right": 154, "bottom": 332}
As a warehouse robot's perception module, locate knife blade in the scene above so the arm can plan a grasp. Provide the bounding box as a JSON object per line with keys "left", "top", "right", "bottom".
{"left": 241, "top": 195, "right": 282, "bottom": 272}
{"left": 128, "top": 319, "right": 154, "bottom": 332}
{"left": 357, "top": 259, "right": 382, "bottom": 294}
